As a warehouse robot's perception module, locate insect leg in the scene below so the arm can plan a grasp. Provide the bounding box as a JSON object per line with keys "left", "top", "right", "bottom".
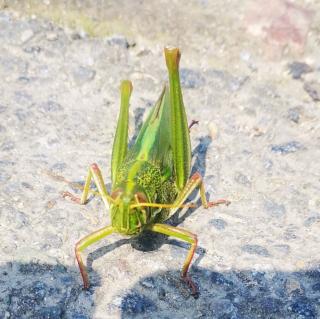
{"left": 131, "top": 173, "right": 229, "bottom": 213}
{"left": 75, "top": 225, "right": 114, "bottom": 289}
{"left": 63, "top": 163, "right": 114, "bottom": 206}
{"left": 167, "top": 172, "right": 230, "bottom": 217}
{"left": 147, "top": 223, "right": 199, "bottom": 297}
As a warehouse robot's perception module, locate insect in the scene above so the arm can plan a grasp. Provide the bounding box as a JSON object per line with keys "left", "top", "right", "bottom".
{"left": 64, "top": 47, "right": 229, "bottom": 297}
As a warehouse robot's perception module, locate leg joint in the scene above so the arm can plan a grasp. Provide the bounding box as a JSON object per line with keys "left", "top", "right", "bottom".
{"left": 191, "top": 172, "right": 202, "bottom": 181}
{"left": 192, "top": 234, "right": 198, "bottom": 245}
{"left": 90, "top": 163, "right": 100, "bottom": 172}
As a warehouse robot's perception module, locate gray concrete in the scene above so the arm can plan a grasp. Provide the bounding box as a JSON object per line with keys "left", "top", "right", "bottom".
{"left": 0, "top": 1, "right": 320, "bottom": 318}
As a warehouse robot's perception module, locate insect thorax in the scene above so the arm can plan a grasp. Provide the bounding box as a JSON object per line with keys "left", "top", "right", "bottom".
{"left": 114, "top": 160, "right": 177, "bottom": 222}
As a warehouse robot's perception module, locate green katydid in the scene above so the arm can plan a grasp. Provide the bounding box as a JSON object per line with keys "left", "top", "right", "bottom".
{"left": 64, "top": 47, "right": 229, "bottom": 297}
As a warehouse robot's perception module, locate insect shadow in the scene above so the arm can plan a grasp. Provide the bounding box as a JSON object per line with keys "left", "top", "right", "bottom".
{"left": 119, "top": 267, "right": 320, "bottom": 318}
{"left": 0, "top": 261, "right": 99, "bottom": 318}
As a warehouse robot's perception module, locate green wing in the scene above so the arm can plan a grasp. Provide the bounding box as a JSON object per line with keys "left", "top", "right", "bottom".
{"left": 128, "top": 85, "right": 173, "bottom": 176}
{"left": 116, "top": 48, "right": 191, "bottom": 191}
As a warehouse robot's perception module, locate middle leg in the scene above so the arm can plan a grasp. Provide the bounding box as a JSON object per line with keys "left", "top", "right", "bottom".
{"left": 62, "top": 163, "right": 114, "bottom": 207}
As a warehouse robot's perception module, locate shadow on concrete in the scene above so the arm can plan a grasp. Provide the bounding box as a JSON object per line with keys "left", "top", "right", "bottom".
{"left": 0, "top": 261, "right": 99, "bottom": 318}
{"left": 119, "top": 266, "right": 320, "bottom": 318}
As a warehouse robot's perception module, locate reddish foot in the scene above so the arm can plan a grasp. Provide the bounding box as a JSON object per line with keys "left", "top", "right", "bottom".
{"left": 208, "top": 199, "right": 231, "bottom": 207}
{"left": 61, "top": 191, "right": 82, "bottom": 204}
{"left": 181, "top": 274, "right": 199, "bottom": 299}
{"left": 81, "top": 274, "right": 90, "bottom": 290}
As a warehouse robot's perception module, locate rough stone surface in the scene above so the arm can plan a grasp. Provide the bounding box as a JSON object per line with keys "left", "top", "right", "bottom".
{"left": 0, "top": 1, "right": 319, "bottom": 318}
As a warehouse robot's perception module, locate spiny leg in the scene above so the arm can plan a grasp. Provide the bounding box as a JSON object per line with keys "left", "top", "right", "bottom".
{"left": 147, "top": 223, "right": 199, "bottom": 297}
{"left": 75, "top": 225, "right": 114, "bottom": 289}
{"left": 62, "top": 163, "right": 114, "bottom": 206}
{"left": 45, "top": 169, "right": 101, "bottom": 198}
{"left": 175, "top": 172, "right": 230, "bottom": 208}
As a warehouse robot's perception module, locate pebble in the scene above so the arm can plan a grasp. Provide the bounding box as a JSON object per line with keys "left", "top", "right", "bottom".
{"left": 20, "top": 29, "right": 34, "bottom": 43}
{"left": 209, "top": 218, "right": 227, "bottom": 230}
{"left": 263, "top": 159, "right": 273, "bottom": 170}
{"left": 304, "top": 81, "right": 320, "bottom": 101}
{"left": 287, "top": 107, "right": 301, "bottom": 123}
{"left": 270, "top": 141, "right": 304, "bottom": 154}
{"left": 180, "top": 68, "right": 205, "bottom": 88}
{"left": 39, "top": 100, "right": 63, "bottom": 112}
{"left": 234, "top": 172, "right": 251, "bottom": 186}
{"left": 140, "top": 277, "right": 156, "bottom": 289}
{"left": 241, "top": 244, "right": 270, "bottom": 257}
{"left": 264, "top": 199, "right": 286, "bottom": 218}
{"left": 285, "top": 278, "right": 304, "bottom": 296}
{"left": 1, "top": 141, "right": 15, "bottom": 152}
{"left": 304, "top": 214, "right": 320, "bottom": 227}
{"left": 72, "top": 66, "right": 96, "bottom": 84}
{"left": 229, "top": 76, "right": 248, "bottom": 92}
{"left": 23, "top": 46, "right": 41, "bottom": 54}
{"left": 290, "top": 297, "right": 316, "bottom": 318}
{"left": 210, "top": 272, "right": 233, "bottom": 287}
{"left": 17, "top": 76, "right": 30, "bottom": 83}
{"left": 121, "top": 292, "right": 156, "bottom": 314}
{"left": 15, "top": 108, "right": 32, "bottom": 121}
{"left": 46, "top": 32, "right": 58, "bottom": 41}
{"left": 287, "top": 61, "right": 312, "bottom": 79}
{"left": 306, "top": 269, "right": 320, "bottom": 280}
{"left": 30, "top": 281, "right": 48, "bottom": 301}
{"left": 106, "top": 35, "right": 130, "bottom": 48}
{"left": 14, "top": 91, "right": 32, "bottom": 105}
{"left": 157, "top": 287, "right": 166, "bottom": 300}
{"left": 51, "top": 162, "right": 66, "bottom": 171}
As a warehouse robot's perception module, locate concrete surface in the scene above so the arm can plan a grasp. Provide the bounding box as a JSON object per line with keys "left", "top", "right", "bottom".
{"left": 0, "top": 1, "right": 320, "bottom": 318}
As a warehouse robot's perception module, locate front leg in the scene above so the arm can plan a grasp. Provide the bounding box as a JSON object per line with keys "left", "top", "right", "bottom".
{"left": 147, "top": 223, "right": 199, "bottom": 297}
{"left": 62, "top": 163, "right": 114, "bottom": 207}
{"left": 75, "top": 225, "right": 114, "bottom": 289}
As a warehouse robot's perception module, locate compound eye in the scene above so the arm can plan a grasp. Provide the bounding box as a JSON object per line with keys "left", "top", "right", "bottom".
{"left": 111, "top": 189, "right": 123, "bottom": 200}
{"left": 135, "top": 192, "right": 147, "bottom": 203}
